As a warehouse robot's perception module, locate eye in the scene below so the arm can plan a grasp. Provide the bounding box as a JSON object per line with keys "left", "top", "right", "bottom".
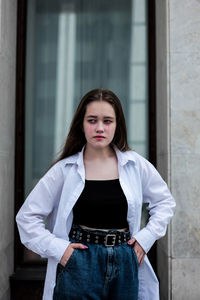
{"left": 88, "top": 119, "right": 96, "bottom": 124}
{"left": 104, "top": 120, "right": 112, "bottom": 124}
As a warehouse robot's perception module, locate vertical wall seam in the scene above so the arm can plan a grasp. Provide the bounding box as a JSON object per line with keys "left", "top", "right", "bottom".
{"left": 166, "top": 1, "right": 172, "bottom": 299}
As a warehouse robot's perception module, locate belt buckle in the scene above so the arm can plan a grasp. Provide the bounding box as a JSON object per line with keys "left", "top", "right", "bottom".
{"left": 104, "top": 234, "right": 116, "bottom": 247}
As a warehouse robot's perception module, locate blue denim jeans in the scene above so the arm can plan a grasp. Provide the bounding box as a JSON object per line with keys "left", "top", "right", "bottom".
{"left": 53, "top": 227, "right": 139, "bottom": 300}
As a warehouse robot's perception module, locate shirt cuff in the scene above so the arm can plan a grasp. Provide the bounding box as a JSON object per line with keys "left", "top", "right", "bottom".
{"left": 133, "top": 227, "right": 156, "bottom": 253}
{"left": 45, "top": 237, "right": 70, "bottom": 261}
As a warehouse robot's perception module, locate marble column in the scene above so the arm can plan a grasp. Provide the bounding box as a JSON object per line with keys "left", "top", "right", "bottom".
{"left": 0, "top": 0, "right": 17, "bottom": 299}
{"left": 156, "top": 0, "right": 200, "bottom": 299}
{"left": 170, "top": 0, "right": 200, "bottom": 299}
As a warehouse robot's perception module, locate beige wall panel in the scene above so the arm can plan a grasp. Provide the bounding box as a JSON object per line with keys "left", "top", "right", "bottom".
{"left": 0, "top": 0, "right": 17, "bottom": 299}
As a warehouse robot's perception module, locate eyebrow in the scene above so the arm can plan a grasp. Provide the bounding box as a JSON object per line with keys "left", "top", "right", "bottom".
{"left": 86, "top": 115, "right": 115, "bottom": 119}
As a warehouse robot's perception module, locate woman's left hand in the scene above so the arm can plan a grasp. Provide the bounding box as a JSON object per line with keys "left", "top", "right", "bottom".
{"left": 128, "top": 237, "right": 145, "bottom": 266}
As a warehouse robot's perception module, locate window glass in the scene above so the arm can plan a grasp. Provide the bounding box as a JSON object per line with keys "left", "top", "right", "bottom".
{"left": 25, "top": 0, "right": 148, "bottom": 196}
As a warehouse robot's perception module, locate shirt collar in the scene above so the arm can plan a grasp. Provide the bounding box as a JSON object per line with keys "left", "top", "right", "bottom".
{"left": 64, "top": 145, "right": 136, "bottom": 167}
{"left": 114, "top": 146, "right": 136, "bottom": 166}
{"left": 64, "top": 146, "right": 85, "bottom": 182}
{"left": 64, "top": 146, "right": 85, "bottom": 166}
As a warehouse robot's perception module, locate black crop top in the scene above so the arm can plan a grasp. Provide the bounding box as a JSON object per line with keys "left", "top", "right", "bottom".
{"left": 73, "top": 179, "right": 128, "bottom": 229}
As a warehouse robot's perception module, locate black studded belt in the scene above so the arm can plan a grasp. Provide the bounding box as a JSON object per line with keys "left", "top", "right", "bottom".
{"left": 69, "top": 225, "right": 131, "bottom": 247}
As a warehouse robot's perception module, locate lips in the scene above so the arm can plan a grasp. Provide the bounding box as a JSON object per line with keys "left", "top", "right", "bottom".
{"left": 94, "top": 136, "right": 105, "bottom": 139}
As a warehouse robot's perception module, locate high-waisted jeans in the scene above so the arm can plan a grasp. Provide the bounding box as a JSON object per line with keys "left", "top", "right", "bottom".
{"left": 53, "top": 226, "right": 139, "bottom": 300}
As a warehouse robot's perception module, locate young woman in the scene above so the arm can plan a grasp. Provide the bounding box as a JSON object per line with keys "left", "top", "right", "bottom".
{"left": 16, "top": 88, "right": 175, "bottom": 300}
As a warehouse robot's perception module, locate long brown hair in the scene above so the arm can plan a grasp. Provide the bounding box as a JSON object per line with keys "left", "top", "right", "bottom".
{"left": 55, "top": 88, "right": 130, "bottom": 162}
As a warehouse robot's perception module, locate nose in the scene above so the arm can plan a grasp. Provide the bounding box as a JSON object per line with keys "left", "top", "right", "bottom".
{"left": 96, "top": 121, "right": 104, "bottom": 132}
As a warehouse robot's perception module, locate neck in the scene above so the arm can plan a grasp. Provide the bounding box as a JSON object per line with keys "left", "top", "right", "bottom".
{"left": 84, "top": 144, "right": 115, "bottom": 160}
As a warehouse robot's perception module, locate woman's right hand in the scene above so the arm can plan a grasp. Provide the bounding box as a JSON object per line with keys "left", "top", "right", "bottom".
{"left": 59, "top": 243, "right": 88, "bottom": 267}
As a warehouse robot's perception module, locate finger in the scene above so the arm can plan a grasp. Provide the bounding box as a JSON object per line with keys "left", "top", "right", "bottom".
{"left": 139, "top": 254, "right": 145, "bottom": 266}
{"left": 71, "top": 243, "right": 88, "bottom": 249}
{"left": 137, "top": 252, "right": 142, "bottom": 264}
{"left": 134, "top": 241, "right": 145, "bottom": 255}
{"left": 127, "top": 237, "right": 136, "bottom": 245}
{"left": 138, "top": 253, "right": 145, "bottom": 266}
{"left": 135, "top": 249, "right": 145, "bottom": 266}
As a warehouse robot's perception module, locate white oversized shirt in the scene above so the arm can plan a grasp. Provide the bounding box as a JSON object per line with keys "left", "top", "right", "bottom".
{"left": 16, "top": 147, "right": 176, "bottom": 300}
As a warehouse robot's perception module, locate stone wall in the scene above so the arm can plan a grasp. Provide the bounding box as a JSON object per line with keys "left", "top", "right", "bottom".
{"left": 0, "top": 0, "right": 17, "bottom": 299}
{"left": 170, "top": 0, "right": 200, "bottom": 299}
{"left": 156, "top": 0, "right": 200, "bottom": 299}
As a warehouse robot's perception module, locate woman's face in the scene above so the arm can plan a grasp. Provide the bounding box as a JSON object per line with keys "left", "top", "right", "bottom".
{"left": 83, "top": 100, "right": 117, "bottom": 150}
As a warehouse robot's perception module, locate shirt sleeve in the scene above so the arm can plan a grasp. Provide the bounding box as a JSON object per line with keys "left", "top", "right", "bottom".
{"left": 16, "top": 163, "right": 70, "bottom": 262}
{"left": 133, "top": 158, "right": 176, "bottom": 253}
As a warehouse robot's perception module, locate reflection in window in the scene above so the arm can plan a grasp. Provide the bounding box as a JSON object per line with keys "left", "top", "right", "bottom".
{"left": 25, "top": 0, "right": 148, "bottom": 196}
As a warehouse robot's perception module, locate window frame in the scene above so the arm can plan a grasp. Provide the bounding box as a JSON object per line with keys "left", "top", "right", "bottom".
{"left": 13, "top": 0, "right": 156, "bottom": 285}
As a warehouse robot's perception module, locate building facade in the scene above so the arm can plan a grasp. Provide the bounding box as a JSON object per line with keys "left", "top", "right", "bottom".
{"left": 0, "top": 0, "right": 199, "bottom": 299}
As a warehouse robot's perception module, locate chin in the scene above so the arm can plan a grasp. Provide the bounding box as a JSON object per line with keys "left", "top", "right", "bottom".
{"left": 90, "top": 142, "right": 110, "bottom": 149}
